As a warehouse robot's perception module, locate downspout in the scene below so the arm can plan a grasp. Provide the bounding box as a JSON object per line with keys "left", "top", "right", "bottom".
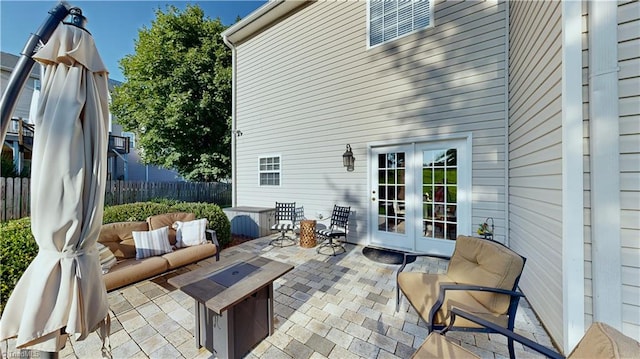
{"left": 222, "top": 34, "right": 238, "bottom": 207}
{"left": 503, "top": 0, "right": 510, "bottom": 246}
{"left": 588, "top": 0, "right": 621, "bottom": 330}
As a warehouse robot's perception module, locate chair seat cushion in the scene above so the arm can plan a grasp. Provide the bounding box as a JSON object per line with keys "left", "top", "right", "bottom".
{"left": 272, "top": 223, "right": 295, "bottom": 230}
{"left": 397, "top": 272, "right": 508, "bottom": 328}
{"left": 316, "top": 229, "right": 345, "bottom": 237}
{"left": 411, "top": 333, "right": 480, "bottom": 359}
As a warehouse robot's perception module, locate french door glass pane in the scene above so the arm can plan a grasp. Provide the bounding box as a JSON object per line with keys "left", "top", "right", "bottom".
{"left": 377, "top": 151, "right": 406, "bottom": 234}
{"left": 422, "top": 148, "right": 458, "bottom": 240}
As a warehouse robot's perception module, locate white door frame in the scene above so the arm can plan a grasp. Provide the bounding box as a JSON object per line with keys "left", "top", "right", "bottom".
{"left": 367, "top": 134, "right": 472, "bottom": 255}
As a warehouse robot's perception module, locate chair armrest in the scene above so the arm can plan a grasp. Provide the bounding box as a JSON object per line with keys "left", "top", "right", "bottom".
{"left": 205, "top": 229, "right": 220, "bottom": 261}
{"left": 445, "top": 308, "right": 564, "bottom": 359}
{"left": 439, "top": 283, "right": 525, "bottom": 297}
{"left": 428, "top": 283, "right": 525, "bottom": 329}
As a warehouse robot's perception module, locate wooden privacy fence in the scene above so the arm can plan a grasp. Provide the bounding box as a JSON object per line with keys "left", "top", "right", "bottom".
{"left": 1, "top": 178, "right": 232, "bottom": 222}
{"left": 103, "top": 181, "right": 231, "bottom": 206}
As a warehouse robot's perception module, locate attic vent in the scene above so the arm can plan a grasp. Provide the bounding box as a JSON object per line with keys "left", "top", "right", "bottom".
{"left": 369, "top": 0, "right": 433, "bottom": 47}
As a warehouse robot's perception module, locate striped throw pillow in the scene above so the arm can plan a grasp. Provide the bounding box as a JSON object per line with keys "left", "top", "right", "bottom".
{"left": 97, "top": 243, "right": 117, "bottom": 274}
{"left": 132, "top": 226, "right": 173, "bottom": 259}
{"left": 174, "top": 218, "right": 208, "bottom": 247}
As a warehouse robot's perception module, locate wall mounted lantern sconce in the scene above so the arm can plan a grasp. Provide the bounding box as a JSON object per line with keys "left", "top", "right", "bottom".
{"left": 343, "top": 144, "right": 355, "bottom": 172}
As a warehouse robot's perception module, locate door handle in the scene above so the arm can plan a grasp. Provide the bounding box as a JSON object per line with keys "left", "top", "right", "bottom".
{"left": 372, "top": 197, "right": 376, "bottom": 201}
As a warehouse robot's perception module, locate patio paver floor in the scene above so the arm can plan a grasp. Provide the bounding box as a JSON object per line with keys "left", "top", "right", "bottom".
{"left": 5, "top": 235, "right": 555, "bottom": 358}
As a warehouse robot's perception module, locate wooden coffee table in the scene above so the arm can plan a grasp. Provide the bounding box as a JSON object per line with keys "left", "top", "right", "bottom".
{"left": 168, "top": 252, "right": 293, "bottom": 358}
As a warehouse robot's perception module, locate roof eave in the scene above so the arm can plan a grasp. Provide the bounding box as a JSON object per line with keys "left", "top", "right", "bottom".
{"left": 222, "top": 0, "right": 307, "bottom": 44}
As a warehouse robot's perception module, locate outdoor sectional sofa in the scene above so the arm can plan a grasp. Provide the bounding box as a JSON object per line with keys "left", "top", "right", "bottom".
{"left": 98, "top": 212, "right": 220, "bottom": 291}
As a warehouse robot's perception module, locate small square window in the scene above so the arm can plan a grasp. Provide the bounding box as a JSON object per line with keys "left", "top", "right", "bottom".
{"left": 259, "top": 156, "right": 280, "bottom": 186}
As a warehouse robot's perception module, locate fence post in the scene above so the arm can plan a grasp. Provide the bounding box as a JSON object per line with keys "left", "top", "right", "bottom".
{"left": 1, "top": 177, "right": 6, "bottom": 221}
{"left": 21, "top": 177, "right": 29, "bottom": 218}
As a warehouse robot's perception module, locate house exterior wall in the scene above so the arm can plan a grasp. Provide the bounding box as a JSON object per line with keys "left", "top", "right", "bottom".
{"left": 617, "top": 0, "right": 640, "bottom": 339}
{"left": 109, "top": 119, "right": 182, "bottom": 182}
{"left": 510, "top": 0, "right": 640, "bottom": 348}
{"left": 0, "top": 67, "right": 38, "bottom": 121}
{"left": 232, "top": 0, "right": 509, "bottom": 244}
{"left": 508, "top": 0, "right": 564, "bottom": 347}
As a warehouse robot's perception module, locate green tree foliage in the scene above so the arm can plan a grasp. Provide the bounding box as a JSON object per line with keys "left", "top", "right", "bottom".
{"left": 111, "top": 5, "right": 231, "bottom": 181}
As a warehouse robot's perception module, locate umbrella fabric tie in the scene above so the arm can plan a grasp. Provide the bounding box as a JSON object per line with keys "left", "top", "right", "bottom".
{"left": 41, "top": 247, "right": 97, "bottom": 279}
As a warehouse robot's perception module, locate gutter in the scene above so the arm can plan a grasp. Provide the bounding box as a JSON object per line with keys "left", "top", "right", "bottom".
{"left": 221, "top": 0, "right": 284, "bottom": 43}
{"left": 221, "top": 0, "right": 306, "bottom": 44}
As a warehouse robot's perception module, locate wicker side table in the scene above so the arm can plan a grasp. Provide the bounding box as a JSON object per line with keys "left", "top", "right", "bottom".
{"left": 299, "top": 220, "right": 317, "bottom": 248}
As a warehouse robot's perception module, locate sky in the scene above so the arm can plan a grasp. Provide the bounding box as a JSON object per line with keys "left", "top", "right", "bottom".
{"left": 0, "top": 0, "right": 266, "bottom": 82}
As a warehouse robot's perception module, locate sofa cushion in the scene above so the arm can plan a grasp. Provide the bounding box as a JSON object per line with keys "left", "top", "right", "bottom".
{"left": 446, "top": 235, "right": 524, "bottom": 315}
{"left": 162, "top": 243, "right": 218, "bottom": 269}
{"left": 133, "top": 226, "right": 173, "bottom": 259}
{"left": 103, "top": 256, "right": 169, "bottom": 291}
{"left": 174, "top": 218, "right": 208, "bottom": 247}
{"left": 98, "top": 221, "right": 149, "bottom": 260}
{"left": 147, "top": 212, "right": 195, "bottom": 245}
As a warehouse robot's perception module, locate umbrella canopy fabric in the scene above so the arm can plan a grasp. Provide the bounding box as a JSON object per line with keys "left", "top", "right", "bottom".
{"left": 0, "top": 23, "right": 110, "bottom": 351}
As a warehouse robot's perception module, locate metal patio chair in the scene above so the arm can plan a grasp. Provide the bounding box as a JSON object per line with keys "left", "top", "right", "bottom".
{"left": 316, "top": 205, "right": 350, "bottom": 256}
{"left": 396, "top": 235, "right": 527, "bottom": 359}
{"left": 270, "top": 202, "right": 297, "bottom": 247}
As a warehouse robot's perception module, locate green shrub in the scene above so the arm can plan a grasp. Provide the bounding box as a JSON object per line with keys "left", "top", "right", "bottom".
{"left": 169, "top": 202, "right": 231, "bottom": 248}
{"left": 102, "top": 202, "right": 172, "bottom": 223}
{"left": 0, "top": 218, "right": 37, "bottom": 314}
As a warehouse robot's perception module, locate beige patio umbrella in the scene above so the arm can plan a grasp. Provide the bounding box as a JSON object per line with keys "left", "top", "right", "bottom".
{"left": 0, "top": 23, "right": 110, "bottom": 352}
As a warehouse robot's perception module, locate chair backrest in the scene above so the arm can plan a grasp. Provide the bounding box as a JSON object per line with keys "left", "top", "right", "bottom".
{"left": 446, "top": 235, "right": 526, "bottom": 315}
{"left": 330, "top": 205, "right": 350, "bottom": 230}
{"left": 274, "top": 202, "right": 296, "bottom": 223}
{"left": 295, "top": 206, "right": 305, "bottom": 223}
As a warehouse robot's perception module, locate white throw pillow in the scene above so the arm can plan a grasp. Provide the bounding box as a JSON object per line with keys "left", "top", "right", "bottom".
{"left": 96, "top": 243, "right": 117, "bottom": 274}
{"left": 174, "top": 218, "right": 208, "bottom": 247}
{"left": 132, "top": 226, "right": 173, "bottom": 259}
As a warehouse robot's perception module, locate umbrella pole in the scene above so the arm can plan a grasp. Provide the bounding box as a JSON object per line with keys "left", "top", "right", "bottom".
{"left": 0, "top": 1, "right": 70, "bottom": 144}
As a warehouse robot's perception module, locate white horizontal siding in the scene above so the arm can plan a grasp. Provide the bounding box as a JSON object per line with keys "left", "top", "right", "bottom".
{"left": 508, "top": 0, "right": 564, "bottom": 348}
{"left": 618, "top": 0, "right": 640, "bottom": 340}
{"left": 234, "top": 0, "right": 508, "bottom": 242}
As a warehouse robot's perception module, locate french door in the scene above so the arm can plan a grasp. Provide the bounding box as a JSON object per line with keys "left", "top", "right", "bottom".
{"left": 369, "top": 139, "right": 470, "bottom": 255}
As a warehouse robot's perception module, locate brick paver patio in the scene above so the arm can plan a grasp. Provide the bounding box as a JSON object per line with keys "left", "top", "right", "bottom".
{"left": 5, "top": 235, "right": 555, "bottom": 358}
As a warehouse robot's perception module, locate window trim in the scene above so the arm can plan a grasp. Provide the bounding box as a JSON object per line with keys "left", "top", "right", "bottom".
{"left": 366, "top": 0, "right": 435, "bottom": 49}
{"left": 258, "top": 155, "right": 281, "bottom": 187}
